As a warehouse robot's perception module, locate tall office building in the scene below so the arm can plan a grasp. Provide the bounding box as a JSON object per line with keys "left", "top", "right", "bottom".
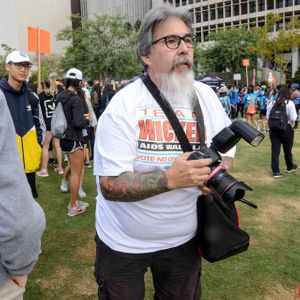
{"left": 80, "top": 0, "right": 152, "bottom": 25}
{"left": 0, "top": 0, "right": 72, "bottom": 55}
{"left": 161, "top": 0, "right": 300, "bottom": 78}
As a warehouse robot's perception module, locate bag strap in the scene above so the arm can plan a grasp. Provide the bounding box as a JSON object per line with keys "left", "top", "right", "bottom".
{"left": 141, "top": 74, "right": 206, "bottom": 152}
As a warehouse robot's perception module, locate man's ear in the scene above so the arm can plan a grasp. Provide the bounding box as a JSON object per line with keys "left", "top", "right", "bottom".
{"left": 140, "top": 54, "right": 151, "bottom": 68}
{"left": 5, "top": 64, "right": 10, "bottom": 72}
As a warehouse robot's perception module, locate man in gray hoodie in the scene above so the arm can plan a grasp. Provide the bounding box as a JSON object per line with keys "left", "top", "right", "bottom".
{"left": 0, "top": 89, "right": 45, "bottom": 299}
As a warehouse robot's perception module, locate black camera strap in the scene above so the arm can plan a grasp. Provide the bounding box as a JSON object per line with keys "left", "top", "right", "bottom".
{"left": 141, "top": 74, "right": 206, "bottom": 152}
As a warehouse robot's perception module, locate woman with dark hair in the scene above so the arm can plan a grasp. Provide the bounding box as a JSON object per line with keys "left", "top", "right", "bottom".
{"left": 266, "top": 87, "right": 298, "bottom": 178}
{"left": 56, "top": 68, "right": 90, "bottom": 216}
{"left": 99, "top": 83, "right": 116, "bottom": 115}
{"left": 36, "top": 76, "right": 64, "bottom": 177}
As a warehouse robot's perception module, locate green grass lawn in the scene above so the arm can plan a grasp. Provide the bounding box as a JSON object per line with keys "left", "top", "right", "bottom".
{"left": 25, "top": 128, "right": 300, "bottom": 300}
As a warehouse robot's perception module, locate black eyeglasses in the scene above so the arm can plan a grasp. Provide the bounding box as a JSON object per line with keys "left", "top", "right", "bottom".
{"left": 152, "top": 34, "right": 196, "bottom": 49}
{"left": 10, "top": 63, "right": 32, "bottom": 70}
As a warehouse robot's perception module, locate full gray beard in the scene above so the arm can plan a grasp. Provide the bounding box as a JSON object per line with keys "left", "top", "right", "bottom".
{"left": 156, "top": 69, "right": 196, "bottom": 109}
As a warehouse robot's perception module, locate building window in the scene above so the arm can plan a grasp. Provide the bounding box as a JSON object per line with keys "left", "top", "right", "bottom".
{"left": 196, "top": 7, "right": 201, "bottom": 23}
{"left": 175, "top": 0, "right": 180, "bottom": 7}
{"left": 233, "top": 4, "right": 239, "bottom": 16}
{"left": 249, "top": 17, "right": 256, "bottom": 28}
{"left": 296, "top": 0, "right": 300, "bottom": 4}
{"left": 217, "top": 5, "right": 224, "bottom": 19}
{"left": 210, "top": 5, "right": 216, "bottom": 20}
{"left": 286, "top": 0, "right": 293, "bottom": 6}
{"left": 276, "top": 0, "right": 283, "bottom": 8}
{"left": 225, "top": 2, "right": 231, "bottom": 18}
{"left": 225, "top": 22, "right": 231, "bottom": 28}
{"left": 258, "top": 0, "right": 265, "bottom": 11}
{"left": 182, "top": 0, "right": 187, "bottom": 5}
{"left": 267, "top": 0, "right": 274, "bottom": 9}
{"left": 189, "top": 0, "right": 193, "bottom": 4}
{"left": 233, "top": 20, "right": 239, "bottom": 27}
{"left": 258, "top": 16, "right": 265, "bottom": 27}
{"left": 249, "top": 1, "right": 256, "bottom": 13}
{"left": 241, "top": 2, "right": 247, "bottom": 14}
{"left": 203, "top": 6, "right": 208, "bottom": 22}
{"left": 189, "top": 9, "right": 194, "bottom": 22}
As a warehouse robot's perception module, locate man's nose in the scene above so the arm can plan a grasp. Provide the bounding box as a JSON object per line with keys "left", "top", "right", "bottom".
{"left": 177, "top": 39, "right": 189, "bottom": 54}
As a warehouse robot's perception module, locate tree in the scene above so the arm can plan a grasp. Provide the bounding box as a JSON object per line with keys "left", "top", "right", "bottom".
{"left": 30, "top": 54, "right": 65, "bottom": 83}
{"left": 56, "top": 14, "right": 141, "bottom": 80}
{"left": 248, "top": 14, "right": 300, "bottom": 78}
{"left": 194, "top": 27, "right": 257, "bottom": 75}
{"left": 0, "top": 44, "right": 15, "bottom": 78}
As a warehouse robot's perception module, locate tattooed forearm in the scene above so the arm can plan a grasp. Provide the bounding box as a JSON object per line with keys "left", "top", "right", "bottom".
{"left": 220, "top": 156, "right": 233, "bottom": 171}
{"left": 100, "top": 171, "right": 170, "bottom": 202}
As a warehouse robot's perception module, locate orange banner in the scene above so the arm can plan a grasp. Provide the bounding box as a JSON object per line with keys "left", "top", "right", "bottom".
{"left": 28, "top": 26, "right": 50, "bottom": 53}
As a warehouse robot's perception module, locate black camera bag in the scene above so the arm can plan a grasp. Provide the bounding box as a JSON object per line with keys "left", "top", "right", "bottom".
{"left": 196, "top": 194, "right": 249, "bottom": 262}
{"left": 141, "top": 74, "right": 250, "bottom": 263}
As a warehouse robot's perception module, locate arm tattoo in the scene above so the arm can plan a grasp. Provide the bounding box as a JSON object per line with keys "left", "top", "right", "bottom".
{"left": 100, "top": 171, "right": 170, "bottom": 202}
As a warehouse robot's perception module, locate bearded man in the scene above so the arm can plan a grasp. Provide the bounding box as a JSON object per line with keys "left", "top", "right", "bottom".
{"left": 93, "top": 5, "right": 235, "bottom": 300}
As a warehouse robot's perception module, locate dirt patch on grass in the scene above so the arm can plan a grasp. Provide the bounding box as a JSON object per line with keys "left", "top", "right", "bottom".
{"left": 37, "top": 267, "right": 72, "bottom": 290}
{"left": 37, "top": 266, "right": 97, "bottom": 298}
{"left": 261, "top": 282, "right": 295, "bottom": 300}
{"left": 74, "top": 233, "right": 96, "bottom": 261}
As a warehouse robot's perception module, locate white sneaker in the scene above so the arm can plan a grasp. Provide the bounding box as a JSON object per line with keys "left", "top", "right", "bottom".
{"left": 78, "top": 188, "right": 86, "bottom": 198}
{"left": 67, "top": 200, "right": 89, "bottom": 210}
{"left": 60, "top": 179, "right": 69, "bottom": 192}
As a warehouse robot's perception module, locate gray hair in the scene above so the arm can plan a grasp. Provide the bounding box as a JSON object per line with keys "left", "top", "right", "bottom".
{"left": 136, "top": 5, "right": 193, "bottom": 70}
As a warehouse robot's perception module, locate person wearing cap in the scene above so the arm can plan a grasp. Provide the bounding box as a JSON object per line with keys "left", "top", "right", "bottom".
{"left": 0, "top": 50, "right": 45, "bottom": 198}
{"left": 56, "top": 68, "right": 91, "bottom": 216}
{"left": 290, "top": 83, "right": 300, "bottom": 129}
{"left": 218, "top": 86, "right": 230, "bottom": 116}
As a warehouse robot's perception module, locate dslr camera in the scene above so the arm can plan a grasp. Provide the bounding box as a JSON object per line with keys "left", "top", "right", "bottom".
{"left": 188, "top": 120, "right": 264, "bottom": 205}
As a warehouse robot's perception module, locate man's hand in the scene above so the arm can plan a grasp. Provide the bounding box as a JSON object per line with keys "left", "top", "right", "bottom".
{"left": 165, "top": 152, "right": 211, "bottom": 190}
{"left": 9, "top": 275, "right": 27, "bottom": 288}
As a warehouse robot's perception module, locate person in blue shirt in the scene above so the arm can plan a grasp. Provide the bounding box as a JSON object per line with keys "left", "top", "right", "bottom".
{"left": 259, "top": 89, "right": 268, "bottom": 132}
{"left": 290, "top": 83, "right": 300, "bottom": 129}
{"left": 244, "top": 85, "right": 259, "bottom": 130}
{"left": 227, "top": 85, "right": 238, "bottom": 120}
{"left": 218, "top": 86, "right": 231, "bottom": 116}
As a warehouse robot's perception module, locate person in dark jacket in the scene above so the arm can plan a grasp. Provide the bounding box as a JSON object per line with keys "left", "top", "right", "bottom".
{"left": 99, "top": 84, "right": 116, "bottom": 115}
{"left": 57, "top": 68, "right": 90, "bottom": 216}
{"left": 0, "top": 50, "right": 45, "bottom": 198}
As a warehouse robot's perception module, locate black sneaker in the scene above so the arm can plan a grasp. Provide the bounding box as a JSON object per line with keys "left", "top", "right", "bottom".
{"left": 286, "top": 164, "right": 298, "bottom": 173}
{"left": 273, "top": 173, "right": 282, "bottom": 179}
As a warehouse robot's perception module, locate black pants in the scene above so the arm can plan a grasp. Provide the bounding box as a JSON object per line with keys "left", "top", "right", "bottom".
{"left": 94, "top": 235, "right": 201, "bottom": 300}
{"left": 237, "top": 103, "right": 245, "bottom": 119}
{"left": 26, "top": 172, "right": 38, "bottom": 198}
{"left": 269, "top": 125, "right": 294, "bottom": 174}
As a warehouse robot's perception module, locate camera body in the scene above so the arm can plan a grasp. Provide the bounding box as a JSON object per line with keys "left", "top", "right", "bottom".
{"left": 188, "top": 120, "right": 264, "bottom": 203}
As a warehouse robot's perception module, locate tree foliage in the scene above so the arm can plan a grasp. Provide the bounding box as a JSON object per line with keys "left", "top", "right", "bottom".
{"left": 0, "top": 44, "right": 15, "bottom": 78}
{"left": 56, "top": 14, "right": 141, "bottom": 80}
{"left": 248, "top": 14, "right": 300, "bottom": 74}
{"left": 194, "top": 27, "right": 257, "bottom": 75}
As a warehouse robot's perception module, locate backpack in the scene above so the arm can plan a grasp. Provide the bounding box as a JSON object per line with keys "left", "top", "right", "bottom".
{"left": 51, "top": 102, "right": 67, "bottom": 139}
{"left": 268, "top": 101, "right": 288, "bottom": 130}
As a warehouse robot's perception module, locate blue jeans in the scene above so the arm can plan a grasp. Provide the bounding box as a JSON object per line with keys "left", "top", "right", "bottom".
{"left": 94, "top": 234, "right": 201, "bottom": 300}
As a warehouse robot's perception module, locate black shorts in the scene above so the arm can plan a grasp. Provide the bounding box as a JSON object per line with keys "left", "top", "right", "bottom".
{"left": 45, "top": 121, "right": 51, "bottom": 131}
{"left": 260, "top": 109, "right": 267, "bottom": 117}
{"left": 60, "top": 139, "right": 83, "bottom": 153}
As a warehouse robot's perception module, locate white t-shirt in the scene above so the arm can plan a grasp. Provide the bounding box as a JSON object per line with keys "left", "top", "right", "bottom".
{"left": 94, "top": 78, "right": 235, "bottom": 253}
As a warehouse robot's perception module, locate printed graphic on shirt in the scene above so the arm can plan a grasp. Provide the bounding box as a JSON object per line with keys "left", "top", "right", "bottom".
{"left": 43, "top": 99, "right": 56, "bottom": 118}
{"left": 137, "top": 105, "right": 202, "bottom": 166}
